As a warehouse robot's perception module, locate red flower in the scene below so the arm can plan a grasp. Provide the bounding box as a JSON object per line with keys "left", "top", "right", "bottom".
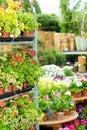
{"left": 12, "top": 57, "right": 17, "bottom": 61}
{"left": 22, "top": 49, "right": 28, "bottom": 53}
{"left": 30, "top": 59, "right": 36, "bottom": 65}
{"left": 0, "top": 101, "right": 6, "bottom": 107}
{"left": 17, "top": 56, "right": 24, "bottom": 62}
{"left": 28, "top": 50, "right": 36, "bottom": 57}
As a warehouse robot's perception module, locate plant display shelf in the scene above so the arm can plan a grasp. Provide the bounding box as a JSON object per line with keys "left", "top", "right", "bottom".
{"left": 61, "top": 51, "right": 87, "bottom": 55}
{"left": 39, "top": 110, "right": 78, "bottom": 130}
{"left": 0, "top": 86, "right": 33, "bottom": 102}
{"left": 74, "top": 96, "right": 87, "bottom": 110}
{"left": 0, "top": 37, "right": 34, "bottom": 43}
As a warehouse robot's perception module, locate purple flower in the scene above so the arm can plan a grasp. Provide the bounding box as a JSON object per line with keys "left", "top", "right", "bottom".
{"left": 52, "top": 91, "right": 61, "bottom": 98}
{"left": 44, "top": 95, "right": 50, "bottom": 100}
{"left": 77, "top": 105, "right": 84, "bottom": 112}
{"left": 79, "top": 114, "right": 84, "bottom": 119}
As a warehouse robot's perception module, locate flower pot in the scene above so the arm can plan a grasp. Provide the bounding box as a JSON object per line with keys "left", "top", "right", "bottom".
{"left": 5, "top": 85, "right": 13, "bottom": 93}
{"left": 13, "top": 85, "right": 19, "bottom": 91}
{"left": 55, "top": 111, "right": 65, "bottom": 120}
{"left": 0, "top": 87, "right": 5, "bottom": 95}
{"left": 82, "top": 89, "right": 87, "bottom": 96}
{"left": 75, "top": 36, "right": 81, "bottom": 51}
{"left": 22, "top": 31, "right": 34, "bottom": 37}
{"left": 64, "top": 109, "right": 71, "bottom": 115}
{"left": 22, "top": 82, "right": 28, "bottom": 89}
{"left": 2, "top": 32, "right": 10, "bottom": 38}
{"left": 80, "top": 37, "right": 87, "bottom": 51}
{"left": 71, "top": 91, "right": 79, "bottom": 98}
{"left": 28, "top": 128, "right": 35, "bottom": 130}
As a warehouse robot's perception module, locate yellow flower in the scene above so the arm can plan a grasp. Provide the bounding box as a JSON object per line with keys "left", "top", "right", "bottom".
{"left": 6, "top": 0, "right": 20, "bottom": 9}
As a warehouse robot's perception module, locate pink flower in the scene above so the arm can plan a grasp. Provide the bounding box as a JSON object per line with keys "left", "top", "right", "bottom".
{"left": 74, "top": 119, "right": 80, "bottom": 127}
{"left": 58, "top": 128, "right": 63, "bottom": 130}
{"left": 63, "top": 127, "right": 70, "bottom": 130}
{"left": 81, "top": 119, "right": 87, "bottom": 125}
{"left": 69, "top": 124, "right": 76, "bottom": 130}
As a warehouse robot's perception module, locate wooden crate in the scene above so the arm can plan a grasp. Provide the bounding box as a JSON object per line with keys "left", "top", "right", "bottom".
{"left": 38, "top": 31, "right": 47, "bottom": 42}
{"left": 46, "top": 31, "right": 55, "bottom": 42}
{"left": 44, "top": 40, "right": 53, "bottom": 49}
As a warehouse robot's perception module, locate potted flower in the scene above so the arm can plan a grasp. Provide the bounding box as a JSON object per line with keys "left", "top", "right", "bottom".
{"left": 81, "top": 77, "right": 87, "bottom": 96}
{"left": 17, "top": 10, "right": 38, "bottom": 37}
{"left": 68, "top": 77, "right": 82, "bottom": 98}
{"left": 0, "top": 47, "right": 42, "bottom": 92}
{"left": 0, "top": 95, "right": 42, "bottom": 130}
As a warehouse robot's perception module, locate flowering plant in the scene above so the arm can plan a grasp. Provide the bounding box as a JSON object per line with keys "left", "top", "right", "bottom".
{"left": 68, "top": 76, "right": 82, "bottom": 92}
{"left": 58, "top": 127, "right": 71, "bottom": 130}
{"left": 50, "top": 91, "right": 74, "bottom": 112}
{"left": 0, "top": 47, "right": 42, "bottom": 89}
{"left": 41, "top": 64, "right": 65, "bottom": 78}
{"left": 0, "top": 94, "right": 42, "bottom": 130}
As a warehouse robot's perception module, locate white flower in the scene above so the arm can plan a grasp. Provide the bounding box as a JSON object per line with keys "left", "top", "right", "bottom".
{"left": 65, "top": 91, "right": 71, "bottom": 96}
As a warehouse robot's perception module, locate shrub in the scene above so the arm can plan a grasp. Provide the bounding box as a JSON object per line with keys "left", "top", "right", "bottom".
{"left": 37, "top": 14, "right": 60, "bottom": 32}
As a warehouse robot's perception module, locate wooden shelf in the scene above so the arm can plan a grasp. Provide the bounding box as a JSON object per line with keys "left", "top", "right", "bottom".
{"left": 74, "top": 96, "right": 87, "bottom": 101}
{"left": 39, "top": 111, "right": 78, "bottom": 130}
{"left": 60, "top": 51, "right": 87, "bottom": 55}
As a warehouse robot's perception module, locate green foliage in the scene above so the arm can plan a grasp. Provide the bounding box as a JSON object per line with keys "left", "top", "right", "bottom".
{"left": 64, "top": 68, "right": 73, "bottom": 76}
{"left": 81, "top": 80, "right": 87, "bottom": 90}
{"left": 80, "top": 106, "right": 87, "bottom": 119}
{"left": 37, "top": 14, "right": 60, "bottom": 32}
{"left": 23, "top": 0, "right": 41, "bottom": 13}
{"left": 38, "top": 47, "right": 66, "bottom": 66}
{"left": 59, "top": 0, "right": 83, "bottom": 35}
{"left": 76, "top": 124, "right": 86, "bottom": 130}
{"left": 69, "top": 80, "right": 82, "bottom": 92}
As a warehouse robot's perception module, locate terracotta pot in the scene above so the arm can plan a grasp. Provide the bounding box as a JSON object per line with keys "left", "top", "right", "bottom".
{"left": 2, "top": 32, "right": 10, "bottom": 38}
{"left": 22, "top": 82, "right": 28, "bottom": 89}
{"left": 5, "top": 85, "right": 13, "bottom": 93}
{"left": 22, "top": 31, "right": 34, "bottom": 37}
{"left": 55, "top": 111, "right": 65, "bottom": 120}
{"left": 28, "top": 128, "right": 34, "bottom": 130}
{"left": 82, "top": 89, "right": 87, "bottom": 96}
{"left": 64, "top": 109, "right": 71, "bottom": 115}
{"left": 71, "top": 91, "right": 79, "bottom": 98}
{"left": 0, "top": 87, "right": 5, "bottom": 95}
{"left": 13, "top": 85, "right": 19, "bottom": 91}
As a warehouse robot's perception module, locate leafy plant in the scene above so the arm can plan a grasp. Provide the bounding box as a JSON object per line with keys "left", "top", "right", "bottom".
{"left": 17, "top": 10, "right": 38, "bottom": 33}
{"left": 63, "top": 67, "right": 73, "bottom": 76}
{"left": 37, "top": 14, "right": 60, "bottom": 32}
{"left": 38, "top": 47, "right": 66, "bottom": 66}
{"left": 68, "top": 77, "right": 82, "bottom": 92}
{"left": 59, "top": 0, "right": 83, "bottom": 35}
